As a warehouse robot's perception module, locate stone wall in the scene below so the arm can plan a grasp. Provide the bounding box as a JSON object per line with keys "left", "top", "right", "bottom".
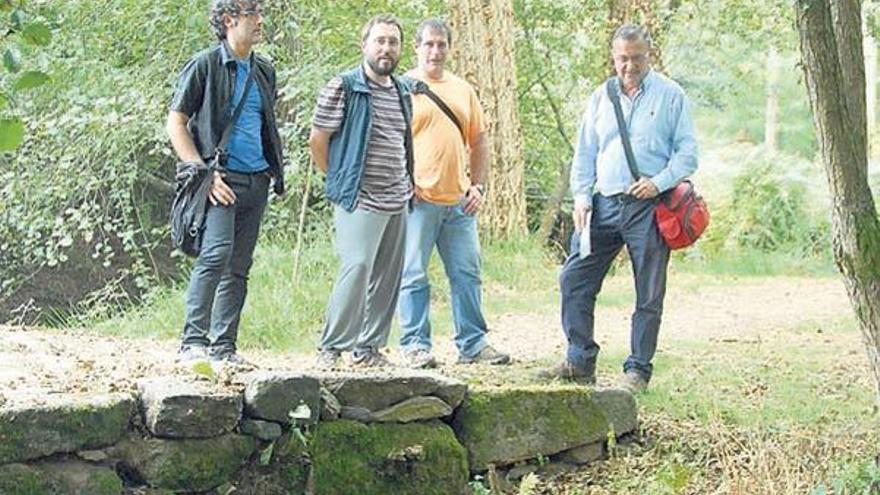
{"left": 0, "top": 369, "right": 637, "bottom": 494}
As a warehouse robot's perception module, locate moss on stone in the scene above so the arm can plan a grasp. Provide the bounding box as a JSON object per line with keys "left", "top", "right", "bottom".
{"left": 0, "top": 394, "right": 132, "bottom": 463}
{"left": 452, "top": 386, "right": 609, "bottom": 470}
{"left": 311, "top": 420, "right": 468, "bottom": 495}
{"left": 121, "top": 434, "right": 256, "bottom": 492}
{"left": 0, "top": 464, "right": 52, "bottom": 494}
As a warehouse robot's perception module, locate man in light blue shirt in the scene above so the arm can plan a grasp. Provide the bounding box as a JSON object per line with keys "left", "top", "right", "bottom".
{"left": 540, "top": 24, "right": 698, "bottom": 393}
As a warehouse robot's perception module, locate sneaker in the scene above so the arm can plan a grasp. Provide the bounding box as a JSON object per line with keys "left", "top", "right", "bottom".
{"left": 457, "top": 345, "right": 511, "bottom": 365}
{"left": 210, "top": 352, "right": 256, "bottom": 368}
{"left": 314, "top": 349, "right": 342, "bottom": 370}
{"left": 619, "top": 370, "right": 649, "bottom": 393}
{"left": 537, "top": 360, "right": 596, "bottom": 384}
{"left": 401, "top": 348, "right": 438, "bottom": 369}
{"left": 351, "top": 349, "right": 394, "bottom": 368}
{"left": 177, "top": 346, "right": 209, "bottom": 363}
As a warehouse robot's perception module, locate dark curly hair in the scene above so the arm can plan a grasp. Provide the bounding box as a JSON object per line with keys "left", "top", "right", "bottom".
{"left": 209, "top": 0, "right": 262, "bottom": 41}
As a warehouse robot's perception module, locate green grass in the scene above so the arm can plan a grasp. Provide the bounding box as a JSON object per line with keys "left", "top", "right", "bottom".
{"left": 93, "top": 234, "right": 839, "bottom": 352}
{"left": 92, "top": 235, "right": 568, "bottom": 353}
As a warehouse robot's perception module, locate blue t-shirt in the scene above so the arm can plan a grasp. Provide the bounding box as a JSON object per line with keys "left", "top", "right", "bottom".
{"left": 225, "top": 60, "right": 269, "bottom": 173}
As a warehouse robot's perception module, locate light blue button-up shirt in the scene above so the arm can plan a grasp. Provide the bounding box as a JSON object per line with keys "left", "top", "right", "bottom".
{"left": 570, "top": 70, "right": 698, "bottom": 207}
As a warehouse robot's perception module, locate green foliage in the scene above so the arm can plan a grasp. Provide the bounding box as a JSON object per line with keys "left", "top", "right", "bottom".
{"left": 701, "top": 160, "right": 829, "bottom": 257}
{"left": 0, "top": 2, "right": 53, "bottom": 151}
{"left": 665, "top": 0, "right": 816, "bottom": 158}
{"left": 812, "top": 459, "right": 880, "bottom": 495}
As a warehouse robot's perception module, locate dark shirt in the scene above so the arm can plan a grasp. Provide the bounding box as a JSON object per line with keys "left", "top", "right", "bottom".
{"left": 169, "top": 42, "right": 284, "bottom": 194}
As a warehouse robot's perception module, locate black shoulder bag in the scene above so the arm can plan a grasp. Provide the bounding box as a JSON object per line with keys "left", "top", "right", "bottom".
{"left": 170, "top": 62, "right": 257, "bottom": 257}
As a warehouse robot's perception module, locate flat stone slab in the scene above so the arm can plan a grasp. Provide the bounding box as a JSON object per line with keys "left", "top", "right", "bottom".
{"left": 119, "top": 434, "right": 256, "bottom": 492}
{"left": 243, "top": 371, "right": 320, "bottom": 425}
{"left": 311, "top": 420, "right": 468, "bottom": 495}
{"left": 0, "top": 393, "right": 133, "bottom": 463}
{"left": 452, "top": 386, "right": 624, "bottom": 471}
{"left": 372, "top": 396, "right": 454, "bottom": 423}
{"left": 314, "top": 370, "right": 467, "bottom": 412}
{"left": 138, "top": 377, "right": 242, "bottom": 438}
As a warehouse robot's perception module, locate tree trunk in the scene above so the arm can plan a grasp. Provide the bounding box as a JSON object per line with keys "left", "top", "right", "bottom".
{"left": 796, "top": 0, "right": 880, "bottom": 401}
{"left": 448, "top": 0, "right": 527, "bottom": 238}
{"left": 764, "top": 45, "right": 779, "bottom": 153}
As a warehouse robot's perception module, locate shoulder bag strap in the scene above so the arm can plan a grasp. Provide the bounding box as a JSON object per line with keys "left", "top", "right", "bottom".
{"left": 606, "top": 78, "right": 640, "bottom": 182}
{"left": 411, "top": 79, "right": 466, "bottom": 143}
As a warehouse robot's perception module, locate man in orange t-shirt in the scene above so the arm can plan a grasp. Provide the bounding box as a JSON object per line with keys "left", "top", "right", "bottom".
{"left": 397, "top": 18, "right": 510, "bottom": 368}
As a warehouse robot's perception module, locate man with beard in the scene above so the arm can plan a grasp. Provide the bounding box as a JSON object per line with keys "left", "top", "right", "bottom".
{"left": 309, "top": 14, "right": 414, "bottom": 368}
{"left": 167, "top": 0, "right": 284, "bottom": 365}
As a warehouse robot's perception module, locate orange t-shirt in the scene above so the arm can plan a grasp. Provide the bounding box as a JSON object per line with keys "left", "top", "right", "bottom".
{"left": 406, "top": 69, "right": 486, "bottom": 205}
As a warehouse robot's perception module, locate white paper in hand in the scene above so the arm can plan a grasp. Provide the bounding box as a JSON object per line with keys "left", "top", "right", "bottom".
{"left": 578, "top": 209, "right": 592, "bottom": 259}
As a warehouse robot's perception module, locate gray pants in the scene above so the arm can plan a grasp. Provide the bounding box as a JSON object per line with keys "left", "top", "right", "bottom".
{"left": 181, "top": 171, "right": 269, "bottom": 356}
{"left": 319, "top": 205, "right": 406, "bottom": 354}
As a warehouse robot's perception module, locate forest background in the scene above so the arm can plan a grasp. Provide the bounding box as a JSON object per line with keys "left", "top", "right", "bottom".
{"left": 2, "top": 0, "right": 880, "bottom": 493}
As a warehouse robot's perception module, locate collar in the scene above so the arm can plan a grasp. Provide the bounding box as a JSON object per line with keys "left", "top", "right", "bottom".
{"left": 220, "top": 41, "right": 253, "bottom": 66}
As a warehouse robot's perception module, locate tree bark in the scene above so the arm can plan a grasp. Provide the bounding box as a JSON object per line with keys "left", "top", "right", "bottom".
{"left": 448, "top": 0, "right": 527, "bottom": 238}
{"left": 796, "top": 0, "right": 880, "bottom": 401}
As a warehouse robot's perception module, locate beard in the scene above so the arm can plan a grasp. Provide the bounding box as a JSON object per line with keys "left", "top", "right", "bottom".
{"left": 366, "top": 54, "right": 399, "bottom": 77}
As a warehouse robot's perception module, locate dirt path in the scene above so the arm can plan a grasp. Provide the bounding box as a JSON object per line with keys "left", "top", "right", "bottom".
{"left": 0, "top": 276, "right": 857, "bottom": 407}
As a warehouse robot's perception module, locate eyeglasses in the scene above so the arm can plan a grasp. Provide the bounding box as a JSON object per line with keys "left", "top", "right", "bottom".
{"left": 237, "top": 6, "right": 263, "bottom": 17}
{"left": 613, "top": 53, "right": 648, "bottom": 64}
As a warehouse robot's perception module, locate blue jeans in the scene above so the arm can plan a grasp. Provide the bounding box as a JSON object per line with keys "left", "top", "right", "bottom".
{"left": 398, "top": 200, "right": 488, "bottom": 358}
{"left": 181, "top": 171, "right": 269, "bottom": 357}
{"left": 559, "top": 193, "right": 670, "bottom": 380}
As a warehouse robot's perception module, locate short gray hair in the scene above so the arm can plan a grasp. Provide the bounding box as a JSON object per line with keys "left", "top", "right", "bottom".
{"left": 415, "top": 18, "right": 452, "bottom": 47}
{"left": 209, "top": 0, "right": 262, "bottom": 41}
{"left": 612, "top": 24, "right": 652, "bottom": 48}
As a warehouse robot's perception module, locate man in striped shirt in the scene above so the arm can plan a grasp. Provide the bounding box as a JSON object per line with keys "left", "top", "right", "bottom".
{"left": 309, "top": 14, "right": 414, "bottom": 368}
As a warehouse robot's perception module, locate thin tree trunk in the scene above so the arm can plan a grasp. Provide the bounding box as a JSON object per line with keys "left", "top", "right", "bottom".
{"left": 765, "top": 45, "right": 779, "bottom": 153}
{"left": 448, "top": 0, "right": 527, "bottom": 238}
{"left": 796, "top": 0, "right": 880, "bottom": 401}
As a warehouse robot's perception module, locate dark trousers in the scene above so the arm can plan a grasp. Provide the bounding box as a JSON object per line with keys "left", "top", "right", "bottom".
{"left": 559, "top": 193, "right": 670, "bottom": 380}
{"left": 181, "top": 171, "right": 269, "bottom": 356}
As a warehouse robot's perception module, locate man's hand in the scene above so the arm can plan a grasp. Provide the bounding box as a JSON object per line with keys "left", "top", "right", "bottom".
{"left": 627, "top": 178, "right": 659, "bottom": 200}
{"left": 209, "top": 171, "right": 236, "bottom": 206}
{"left": 462, "top": 185, "right": 484, "bottom": 215}
{"left": 573, "top": 203, "right": 592, "bottom": 232}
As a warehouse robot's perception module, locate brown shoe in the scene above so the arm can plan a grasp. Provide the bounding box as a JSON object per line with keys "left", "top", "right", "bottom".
{"left": 457, "top": 345, "right": 511, "bottom": 365}
{"left": 619, "top": 370, "right": 649, "bottom": 393}
{"left": 537, "top": 360, "right": 596, "bottom": 384}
